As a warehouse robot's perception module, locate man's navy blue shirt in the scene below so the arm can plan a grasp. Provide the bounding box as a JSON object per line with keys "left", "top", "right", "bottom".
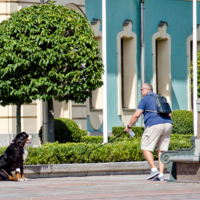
{"left": 137, "top": 92, "right": 172, "bottom": 128}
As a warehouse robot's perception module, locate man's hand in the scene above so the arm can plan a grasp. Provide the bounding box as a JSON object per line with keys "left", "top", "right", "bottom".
{"left": 124, "top": 127, "right": 130, "bottom": 133}
{"left": 124, "top": 110, "right": 143, "bottom": 133}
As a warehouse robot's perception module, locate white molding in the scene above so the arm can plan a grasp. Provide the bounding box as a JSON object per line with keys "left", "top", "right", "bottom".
{"left": 91, "top": 19, "right": 102, "bottom": 38}
{"left": 87, "top": 23, "right": 103, "bottom": 130}
{"left": 152, "top": 23, "right": 172, "bottom": 106}
{"left": 66, "top": 3, "right": 86, "bottom": 16}
{"left": 117, "top": 21, "right": 137, "bottom": 125}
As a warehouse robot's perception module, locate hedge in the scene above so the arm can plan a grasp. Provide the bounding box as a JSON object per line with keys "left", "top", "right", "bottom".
{"left": 171, "top": 110, "right": 193, "bottom": 135}
{"left": 81, "top": 134, "right": 194, "bottom": 144}
{"left": 112, "top": 110, "right": 193, "bottom": 136}
{"left": 0, "top": 135, "right": 193, "bottom": 165}
{"left": 112, "top": 126, "right": 144, "bottom": 138}
{"left": 80, "top": 136, "right": 136, "bottom": 144}
{"left": 20, "top": 136, "right": 193, "bottom": 165}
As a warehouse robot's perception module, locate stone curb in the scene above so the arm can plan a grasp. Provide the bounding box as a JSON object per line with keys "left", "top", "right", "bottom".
{"left": 24, "top": 161, "right": 164, "bottom": 178}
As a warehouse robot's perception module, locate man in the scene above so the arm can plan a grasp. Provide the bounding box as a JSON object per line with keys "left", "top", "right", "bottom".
{"left": 124, "top": 83, "right": 172, "bottom": 181}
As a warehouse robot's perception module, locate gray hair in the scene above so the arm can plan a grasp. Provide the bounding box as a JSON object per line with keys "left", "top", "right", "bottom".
{"left": 143, "top": 83, "right": 153, "bottom": 91}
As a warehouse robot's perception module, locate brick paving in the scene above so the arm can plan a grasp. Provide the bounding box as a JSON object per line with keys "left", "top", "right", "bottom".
{"left": 0, "top": 174, "right": 200, "bottom": 200}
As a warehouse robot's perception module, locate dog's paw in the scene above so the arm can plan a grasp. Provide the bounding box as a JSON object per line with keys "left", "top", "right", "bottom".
{"left": 17, "top": 178, "right": 24, "bottom": 182}
{"left": 23, "top": 178, "right": 28, "bottom": 181}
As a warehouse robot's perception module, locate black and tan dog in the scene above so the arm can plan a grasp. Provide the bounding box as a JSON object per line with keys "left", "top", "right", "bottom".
{"left": 0, "top": 132, "right": 32, "bottom": 181}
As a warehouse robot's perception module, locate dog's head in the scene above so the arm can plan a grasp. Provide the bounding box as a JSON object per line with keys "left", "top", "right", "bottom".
{"left": 13, "top": 132, "right": 32, "bottom": 147}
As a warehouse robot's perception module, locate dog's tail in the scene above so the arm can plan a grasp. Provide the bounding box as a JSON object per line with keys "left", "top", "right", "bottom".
{"left": 1, "top": 169, "right": 10, "bottom": 177}
{"left": 1, "top": 169, "right": 18, "bottom": 181}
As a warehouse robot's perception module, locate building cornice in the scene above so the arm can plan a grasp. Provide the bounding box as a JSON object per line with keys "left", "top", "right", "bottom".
{"left": 0, "top": 0, "right": 39, "bottom": 3}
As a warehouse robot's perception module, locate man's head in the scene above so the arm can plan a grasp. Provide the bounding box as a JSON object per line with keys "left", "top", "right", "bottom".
{"left": 141, "top": 83, "right": 153, "bottom": 97}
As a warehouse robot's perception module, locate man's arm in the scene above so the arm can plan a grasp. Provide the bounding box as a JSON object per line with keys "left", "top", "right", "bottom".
{"left": 124, "top": 110, "right": 143, "bottom": 132}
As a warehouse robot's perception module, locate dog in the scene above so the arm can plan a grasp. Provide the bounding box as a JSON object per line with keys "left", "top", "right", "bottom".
{"left": 0, "top": 132, "right": 32, "bottom": 181}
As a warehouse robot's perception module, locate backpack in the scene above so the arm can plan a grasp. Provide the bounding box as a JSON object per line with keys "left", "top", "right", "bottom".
{"left": 145, "top": 94, "right": 172, "bottom": 114}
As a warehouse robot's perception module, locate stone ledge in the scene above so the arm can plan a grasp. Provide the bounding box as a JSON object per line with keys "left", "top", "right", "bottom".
{"left": 169, "top": 156, "right": 199, "bottom": 163}
{"left": 23, "top": 161, "right": 165, "bottom": 178}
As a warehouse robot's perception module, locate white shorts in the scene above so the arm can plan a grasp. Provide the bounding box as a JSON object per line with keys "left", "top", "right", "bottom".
{"left": 141, "top": 123, "right": 172, "bottom": 152}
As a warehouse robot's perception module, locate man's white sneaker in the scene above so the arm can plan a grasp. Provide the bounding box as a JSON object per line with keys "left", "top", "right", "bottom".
{"left": 154, "top": 174, "right": 164, "bottom": 181}
{"left": 146, "top": 169, "right": 159, "bottom": 180}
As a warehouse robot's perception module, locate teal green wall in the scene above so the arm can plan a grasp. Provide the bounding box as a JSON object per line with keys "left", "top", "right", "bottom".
{"left": 145, "top": 0, "right": 198, "bottom": 110}
{"left": 86, "top": 0, "right": 141, "bottom": 132}
{"left": 85, "top": 0, "right": 200, "bottom": 132}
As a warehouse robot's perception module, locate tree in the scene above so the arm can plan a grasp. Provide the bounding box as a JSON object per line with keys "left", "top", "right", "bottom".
{"left": 0, "top": 3, "right": 104, "bottom": 139}
{"left": 190, "top": 50, "right": 200, "bottom": 98}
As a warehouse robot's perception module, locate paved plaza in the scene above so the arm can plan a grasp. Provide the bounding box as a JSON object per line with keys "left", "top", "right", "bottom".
{"left": 0, "top": 174, "right": 200, "bottom": 199}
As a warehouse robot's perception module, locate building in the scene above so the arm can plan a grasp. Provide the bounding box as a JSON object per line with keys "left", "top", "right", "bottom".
{"left": 0, "top": 0, "right": 199, "bottom": 146}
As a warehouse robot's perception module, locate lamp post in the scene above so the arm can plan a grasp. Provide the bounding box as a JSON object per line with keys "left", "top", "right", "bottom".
{"left": 193, "top": 0, "right": 198, "bottom": 136}
{"left": 102, "top": 0, "right": 108, "bottom": 143}
{"left": 141, "top": 0, "right": 145, "bottom": 86}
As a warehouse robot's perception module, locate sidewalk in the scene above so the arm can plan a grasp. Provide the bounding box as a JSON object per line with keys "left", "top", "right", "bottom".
{"left": 1, "top": 174, "right": 200, "bottom": 199}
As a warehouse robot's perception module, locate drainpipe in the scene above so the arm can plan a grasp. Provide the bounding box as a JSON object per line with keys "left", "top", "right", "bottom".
{"left": 140, "top": 0, "right": 145, "bottom": 86}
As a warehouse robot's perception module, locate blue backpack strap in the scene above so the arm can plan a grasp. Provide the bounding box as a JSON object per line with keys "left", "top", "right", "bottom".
{"left": 144, "top": 94, "right": 157, "bottom": 113}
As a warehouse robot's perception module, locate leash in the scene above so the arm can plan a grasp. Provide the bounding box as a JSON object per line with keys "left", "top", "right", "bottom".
{"left": 26, "top": 131, "right": 127, "bottom": 159}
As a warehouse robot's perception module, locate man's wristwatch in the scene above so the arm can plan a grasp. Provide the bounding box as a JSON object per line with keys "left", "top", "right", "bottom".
{"left": 127, "top": 125, "right": 131, "bottom": 129}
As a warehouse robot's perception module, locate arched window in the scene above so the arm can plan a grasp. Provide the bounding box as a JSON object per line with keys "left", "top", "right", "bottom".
{"left": 152, "top": 21, "right": 171, "bottom": 105}
{"left": 117, "top": 20, "right": 137, "bottom": 126}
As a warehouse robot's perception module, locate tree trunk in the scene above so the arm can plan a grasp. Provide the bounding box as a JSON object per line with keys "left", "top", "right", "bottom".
{"left": 16, "top": 104, "right": 21, "bottom": 134}
{"left": 42, "top": 101, "right": 48, "bottom": 144}
{"left": 48, "top": 98, "right": 55, "bottom": 142}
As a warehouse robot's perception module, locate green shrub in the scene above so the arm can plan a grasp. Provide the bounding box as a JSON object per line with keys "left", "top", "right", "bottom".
{"left": 112, "top": 109, "right": 193, "bottom": 136}
{"left": 81, "top": 134, "right": 193, "bottom": 144}
{"left": 80, "top": 136, "right": 137, "bottom": 144}
{"left": 80, "top": 136, "right": 103, "bottom": 144}
{"left": 23, "top": 136, "right": 193, "bottom": 165}
{"left": 171, "top": 110, "right": 193, "bottom": 135}
{"left": 39, "top": 118, "right": 81, "bottom": 144}
{"left": 0, "top": 135, "right": 193, "bottom": 165}
{"left": 112, "top": 126, "right": 144, "bottom": 138}
{"left": 0, "top": 147, "right": 7, "bottom": 155}
{"left": 80, "top": 129, "right": 88, "bottom": 136}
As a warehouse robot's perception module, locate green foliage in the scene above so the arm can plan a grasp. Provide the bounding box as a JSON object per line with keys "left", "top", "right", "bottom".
{"left": 0, "top": 147, "right": 7, "bottom": 155}
{"left": 80, "top": 129, "right": 88, "bottom": 136}
{"left": 81, "top": 136, "right": 137, "bottom": 144}
{"left": 23, "top": 136, "right": 193, "bottom": 165}
{"left": 171, "top": 110, "right": 193, "bottom": 135}
{"left": 0, "top": 134, "right": 194, "bottom": 165}
{"left": 81, "top": 134, "right": 193, "bottom": 144}
{"left": 112, "top": 109, "right": 193, "bottom": 136}
{"left": 39, "top": 118, "right": 81, "bottom": 143}
{"left": 0, "top": 3, "right": 103, "bottom": 106}
{"left": 190, "top": 50, "right": 200, "bottom": 98}
{"left": 112, "top": 126, "right": 144, "bottom": 138}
